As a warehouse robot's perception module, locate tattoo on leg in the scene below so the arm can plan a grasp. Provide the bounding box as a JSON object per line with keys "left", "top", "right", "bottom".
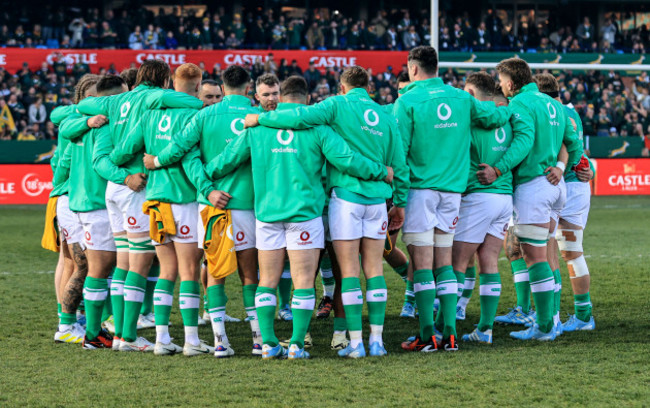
{"left": 505, "top": 227, "right": 522, "bottom": 260}
{"left": 62, "top": 243, "right": 88, "bottom": 314}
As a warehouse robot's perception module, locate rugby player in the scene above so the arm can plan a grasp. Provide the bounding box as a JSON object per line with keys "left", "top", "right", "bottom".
{"left": 477, "top": 58, "right": 582, "bottom": 341}
{"left": 204, "top": 75, "right": 393, "bottom": 359}
{"left": 245, "top": 66, "right": 409, "bottom": 358}
{"left": 76, "top": 60, "right": 202, "bottom": 348}
{"left": 198, "top": 79, "right": 223, "bottom": 107}
{"left": 395, "top": 46, "right": 510, "bottom": 352}
{"left": 143, "top": 66, "right": 264, "bottom": 357}
{"left": 452, "top": 72, "right": 514, "bottom": 344}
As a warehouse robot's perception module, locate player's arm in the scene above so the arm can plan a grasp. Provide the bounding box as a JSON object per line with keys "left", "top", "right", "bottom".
{"left": 393, "top": 98, "right": 413, "bottom": 158}
{"left": 58, "top": 114, "right": 91, "bottom": 141}
{"left": 75, "top": 95, "right": 112, "bottom": 116}
{"left": 387, "top": 122, "right": 410, "bottom": 208}
{"left": 204, "top": 130, "right": 252, "bottom": 179}
{"left": 93, "top": 126, "right": 130, "bottom": 184}
{"left": 562, "top": 111, "right": 582, "bottom": 169}
{"left": 149, "top": 113, "right": 202, "bottom": 169}
{"left": 258, "top": 98, "right": 335, "bottom": 130}
{"left": 319, "top": 126, "right": 388, "bottom": 181}
{"left": 50, "top": 105, "right": 75, "bottom": 127}
{"left": 52, "top": 143, "right": 72, "bottom": 187}
{"left": 145, "top": 89, "right": 203, "bottom": 110}
{"left": 181, "top": 146, "right": 215, "bottom": 199}
{"left": 470, "top": 96, "right": 511, "bottom": 129}
{"left": 491, "top": 101, "right": 535, "bottom": 176}
{"left": 110, "top": 117, "right": 145, "bottom": 165}
{"left": 547, "top": 144, "right": 568, "bottom": 186}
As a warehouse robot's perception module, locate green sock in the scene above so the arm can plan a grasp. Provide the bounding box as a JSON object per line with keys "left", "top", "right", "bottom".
{"left": 60, "top": 312, "right": 76, "bottom": 326}
{"left": 461, "top": 266, "right": 476, "bottom": 302}
{"left": 553, "top": 269, "right": 561, "bottom": 316}
{"left": 290, "top": 288, "right": 316, "bottom": 348}
{"left": 454, "top": 270, "right": 465, "bottom": 298}
{"left": 413, "top": 269, "right": 436, "bottom": 339}
{"left": 179, "top": 280, "right": 200, "bottom": 328}
{"left": 101, "top": 273, "right": 113, "bottom": 322}
{"left": 404, "top": 279, "right": 415, "bottom": 305}
{"left": 140, "top": 263, "right": 159, "bottom": 315}
{"left": 110, "top": 267, "right": 128, "bottom": 338}
{"left": 207, "top": 284, "right": 228, "bottom": 344}
{"left": 477, "top": 273, "right": 501, "bottom": 332}
{"left": 153, "top": 278, "right": 175, "bottom": 326}
{"left": 255, "top": 286, "right": 279, "bottom": 347}
{"left": 434, "top": 266, "right": 458, "bottom": 338}
{"left": 574, "top": 293, "right": 592, "bottom": 322}
{"left": 341, "top": 277, "right": 364, "bottom": 347}
{"left": 366, "top": 276, "right": 387, "bottom": 345}
{"left": 394, "top": 261, "right": 409, "bottom": 281}
{"left": 511, "top": 259, "right": 531, "bottom": 313}
{"left": 529, "top": 262, "right": 555, "bottom": 333}
{"left": 122, "top": 271, "right": 147, "bottom": 342}
{"left": 83, "top": 276, "right": 109, "bottom": 340}
{"left": 242, "top": 284, "right": 257, "bottom": 320}
{"left": 333, "top": 316, "right": 347, "bottom": 332}
{"left": 278, "top": 259, "right": 292, "bottom": 308}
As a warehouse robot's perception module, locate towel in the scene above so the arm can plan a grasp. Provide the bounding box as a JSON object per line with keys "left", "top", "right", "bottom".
{"left": 142, "top": 200, "right": 176, "bottom": 244}
{"left": 41, "top": 196, "right": 60, "bottom": 252}
{"left": 200, "top": 206, "right": 237, "bottom": 280}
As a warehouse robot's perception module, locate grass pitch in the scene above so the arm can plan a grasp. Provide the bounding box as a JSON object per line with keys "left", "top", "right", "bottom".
{"left": 1, "top": 196, "right": 649, "bottom": 407}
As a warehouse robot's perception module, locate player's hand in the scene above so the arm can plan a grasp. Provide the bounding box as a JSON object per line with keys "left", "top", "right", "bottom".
{"left": 545, "top": 166, "right": 563, "bottom": 185}
{"left": 476, "top": 163, "right": 497, "bottom": 185}
{"left": 244, "top": 114, "right": 260, "bottom": 128}
{"left": 387, "top": 206, "right": 405, "bottom": 231}
{"left": 87, "top": 114, "right": 107, "bottom": 128}
{"left": 126, "top": 173, "right": 147, "bottom": 192}
{"left": 208, "top": 190, "right": 232, "bottom": 209}
{"left": 384, "top": 166, "right": 394, "bottom": 183}
{"left": 143, "top": 153, "right": 157, "bottom": 170}
{"left": 576, "top": 168, "right": 594, "bottom": 182}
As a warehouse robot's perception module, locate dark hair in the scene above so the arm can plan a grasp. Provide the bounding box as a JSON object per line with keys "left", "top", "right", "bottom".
{"left": 201, "top": 79, "right": 218, "bottom": 86}
{"left": 256, "top": 73, "right": 280, "bottom": 88}
{"left": 533, "top": 73, "right": 559, "bottom": 94}
{"left": 74, "top": 74, "right": 101, "bottom": 103}
{"left": 222, "top": 65, "right": 250, "bottom": 89}
{"left": 396, "top": 71, "right": 410, "bottom": 83}
{"left": 408, "top": 46, "right": 438, "bottom": 75}
{"left": 96, "top": 75, "right": 126, "bottom": 96}
{"left": 466, "top": 72, "right": 496, "bottom": 97}
{"left": 281, "top": 76, "right": 308, "bottom": 99}
{"left": 340, "top": 66, "right": 369, "bottom": 89}
{"left": 496, "top": 58, "right": 533, "bottom": 92}
{"left": 135, "top": 59, "right": 171, "bottom": 88}
{"left": 120, "top": 68, "right": 138, "bottom": 90}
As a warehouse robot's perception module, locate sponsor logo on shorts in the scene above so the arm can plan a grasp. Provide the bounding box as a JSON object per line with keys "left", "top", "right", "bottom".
{"left": 503, "top": 223, "right": 509, "bottom": 232}
{"left": 450, "top": 216, "right": 459, "bottom": 230}
{"left": 62, "top": 228, "right": 69, "bottom": 238}
{"left": 236, "top": 231, "right": 245, "bottom": 241}
{"left": 127, "top": 217, "right": 137, "bottom": 226}
{"left": 233, "top": 229, "right": 248, "bottom": 247}
{"left": 379, "top": 220, "right": 388, "bottom": 235}
{"left": 85, "top": 231, "right": 92, "bottom": 243}
{"left": 180, "top": 225, "right": 190, "bottom": 235}
{"left": 297, "top": 231, "right": 313, "bottom": 246}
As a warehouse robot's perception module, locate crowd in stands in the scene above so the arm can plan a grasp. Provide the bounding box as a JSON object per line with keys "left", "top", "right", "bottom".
{"left": 0, "top": 6, "right": 648, "bottom": 53}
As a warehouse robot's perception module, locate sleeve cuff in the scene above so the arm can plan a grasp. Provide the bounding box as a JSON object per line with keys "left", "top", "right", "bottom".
{"left": 154, "top": 156, "right": 162, "bottom": 168}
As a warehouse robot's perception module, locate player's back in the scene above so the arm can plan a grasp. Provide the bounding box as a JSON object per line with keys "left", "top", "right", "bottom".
{"left": 467, "top": 121, "right": 514, "bottom": 194}
{"left": 68, "top": 126, "right": 110, "bottom": 212}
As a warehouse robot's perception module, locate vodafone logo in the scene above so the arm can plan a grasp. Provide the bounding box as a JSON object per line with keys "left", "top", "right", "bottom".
{"left": 363, "top": 109, "right": 379, "bottom": 126}
{"left": 158, "top": 115, "right": 171, "bottom": 132}
{"left": 180, "top": 225, "right": 190, "bottom": 235}
{"left": 437, "top": 103, "right": 452, "bottom": 121}
{"left": 62, "top": 228, "right": 69, "bottom": 238}
{"left": 495, "top": 127, "right": 506, "bottom": 144}
{"left": 22, "top": 173, "right": 51, "bottom": 197}
{"left": 300, "top": 231, "right": 310, "bottom": 241}
{"left": 127, "top": 217, "right": 137, "bottom": 226}
{"left": 236, "top": 231, "right": 245, "bottom": 241}
{"left": 452, "top": 216, "right": 459, "bottom": 226}
{"left": 276, "top": 130, "right": 294, "bottom": 145}
{"left": 547, "top": 102, "right": 557, "bottom": 119}
{"left": 120, "top": 102, "right": 131, "bottom": 118}
{"left": 230, "top": 118, "right": 245, "bottom": 136}
{"left": 381, "top": 221, "right": 388, "bottom": 231}
{"left": 85, "top": 231, "right": 91, "bottom": 241}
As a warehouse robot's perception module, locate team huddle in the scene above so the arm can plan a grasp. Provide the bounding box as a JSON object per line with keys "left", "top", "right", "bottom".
{"left": 43, "top": 45, "right": 595, "bottom": 360}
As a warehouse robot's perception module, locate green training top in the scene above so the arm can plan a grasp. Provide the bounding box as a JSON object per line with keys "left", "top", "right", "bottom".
{"left": 563, "top": 104, "right": 593, "bottom": 183}
{"left": 393, "top": 77, "right": 511, "bottom": 194}
{"left": 111, "top": 106, "right": 200, "bottom": 204}
{"left": 493, "top": 83, "right": 582, "bottom": 186}
{"left": 466, "top": 119, "right": 514, "bottom": 195}
{"left": 204, "top": 103, "right": 388, "bottom": 223}
{"left": 258, "top": 88, "right": 409, "bottom": 207}
{"left": 156, "top": 94, "right": 259, "bottom": 209}
{"left": 49, "top": 105, "right": 82, "bottom": 197}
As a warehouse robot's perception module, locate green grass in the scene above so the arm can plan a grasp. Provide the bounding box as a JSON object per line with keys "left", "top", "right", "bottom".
{"left": 1, "top": 196, "right": 649, "bottom": 407}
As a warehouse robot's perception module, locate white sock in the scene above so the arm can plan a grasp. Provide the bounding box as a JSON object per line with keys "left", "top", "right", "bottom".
{"left": 156, "top": 325, "right": 170, "bottom": 344}
{"left": 59, "top": 323, "right": 73, "bottom": 332}
{"left": 185, "top": 325, "right": 200, "bottom": 346}
{"left": 349, "top": 330, "right": 363, "bottom": 348}
{"left": 457, "top": 296, "right": 470, "bottom": 309}
{"left": 209, "top": 310, "right": 228, "bottom": 346}
{"left": 369, "top": 324, "right": 383, "bottom": 346}
{"left": 247, "top": 309, "right": 262, "bottom": 345}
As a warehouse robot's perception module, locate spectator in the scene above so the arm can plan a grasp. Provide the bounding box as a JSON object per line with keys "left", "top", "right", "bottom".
{"left": 28, "top": 97, "right": 47, "bottom": 125}
{"left": 43, "top": 121, "right": 56, "bottom": 140}
{"left": 303, "top": 60, "right": 321, "bottom": 91}
{"left": 600, "top": 18, "right": 617, "bottom": 47}
{"left": 225, "top": 32, "right": 241, "bottom": 49}
{"left": 144, "top": 24, "right": 159, "bottom": 49}
{"left": 383, "top": 26, "right": 399, "bottom": 50}
{"left": 129, "top": 26, "right": 144, "bottom": 50}
{"left": 7, "top": 94, "right": 26, "bottom": 123}
{"left": 68, "top": 18, "right": 85, "bottom": 48}
{"left": 576, "top": 17, "right": 593, "bottom": 48}
{"left": 402, "top": 25, "right": 421, "bottom": 50}
{"left": 165, "top": 31, "right": 178, "bottom": 50}
{"left": 213, "top": 29, "right": 226, "bottom": 49}
{"left": 306, "top": 22, "right": 324, "bottom": 50}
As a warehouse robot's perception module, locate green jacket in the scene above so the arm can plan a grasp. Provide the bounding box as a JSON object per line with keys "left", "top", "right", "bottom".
{"left": 394, "top": 77, "right": 511, "bottom": 193}
{"left": 49, "top": 105, "right": 83, "bottom": 197}
{"left": 76, "top": 85, "right": 202, "bottom": 175}
{"left": 564, "top": 104, "right": 594, "bottom": 183}
{"left": 111, "top": 107, "right": 201, "bottom": 204}
{"left": 258, "top": 88, "right": 409, "bottom": 207}
{"left": 494, "top": 83, "right": 582, "bottom": 186}
{"left": 205, "top": 103, "right": 388, "bottom": 223}
{"left": 466, "top": 120, "right": 514, "bottom": 195}
{"left": 156, "top": 95, "right": 259, "bottom": 209}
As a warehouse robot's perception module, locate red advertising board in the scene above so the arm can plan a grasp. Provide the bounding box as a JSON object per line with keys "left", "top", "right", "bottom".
{"left": 0, "top": 164, "right": 53, "bottom": 204}
{"left": 592, "top": 158, "right": 650, "bottom": 195}
{"left": 0, "top": 49, "right": 408, "bottom": 74}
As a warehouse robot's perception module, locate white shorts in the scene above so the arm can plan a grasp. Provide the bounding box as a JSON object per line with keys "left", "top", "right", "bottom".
{"left": 560, "top": 181, "right": 591, "bottom": 229}
{"left": 155, "top": 202, "right": 199, "bottom": 245}
{"left": 513, "top": 176, "right": 561, "bottom": 226}
{"left": 322, "top": 213, "right": 331, "bottom": 242}
{"left": 551, "top": 179, "right": 567, "bottom": 227}
{"left": 78, "top": 210, "right": 117, "bottom": 251}
{"left": 454, "top": 193, "right": 513, "bottom": 244}
{"left": 403, "top": 189, "right": 461, "bottom": 234}
{"left": 105, "top": 182, "right": 149, "bottom": 234}
{"left": 328, "top": 192, "right": 388, "bottom": 240}
{"left": 197, "top": 206, "right": 256, "bottom": 251}
{"left": 256, "top": 217, "right": 325, "bottom": 251}
{"left": 56, "top": 195, "right": 84, "bottom": 246}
